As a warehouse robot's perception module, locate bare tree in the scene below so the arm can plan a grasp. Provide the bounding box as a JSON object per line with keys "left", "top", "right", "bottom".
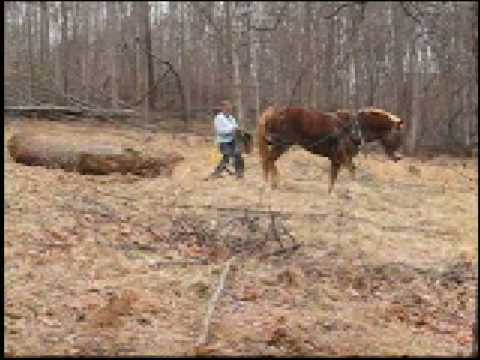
{"left": 180, "top": 2, "right": 191, "bottom": 118}
{"left": 81, "top": 2, "right": 89, "bottom": 102}
{"left": 60, "top": 1, "right": 68, "bottom": 94}
{"left": 40, "top": 1, "right": 50, "bottom": 66}
{"left": 4, "top": 1, "right": 478, "bottom": 154}
{"left": 26, "top": 2, "right": 34, "bottom": 101}
{"left": 144, "top": 1, "right": 155, "bottom": 111}
{"left": 106, "top": 1, "right": 119, "bottom": 108}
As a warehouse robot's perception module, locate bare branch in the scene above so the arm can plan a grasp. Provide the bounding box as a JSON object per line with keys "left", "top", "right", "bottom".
{"left": 399, "top": 1, "right": 423, "bottom": 26}
{"left": 191, "top": 2, "right": 222, "bottom": 38}
{"left": 322, "top": 3, "right": 355, "bottom": 20}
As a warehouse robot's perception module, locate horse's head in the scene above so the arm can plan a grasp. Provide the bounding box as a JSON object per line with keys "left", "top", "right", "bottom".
{"left": 357, "top": 108, "right": 406, "bottom": 160}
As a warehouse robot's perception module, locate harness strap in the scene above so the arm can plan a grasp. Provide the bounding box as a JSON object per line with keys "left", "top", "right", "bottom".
{"left": 268, "top": 131, "right": 337, "bottom": 149}
{"left": 352, "top": 111, "right": 365, "bottom": 148}
{"left": 266, "top": 112, "right": 364, "bottom": 151}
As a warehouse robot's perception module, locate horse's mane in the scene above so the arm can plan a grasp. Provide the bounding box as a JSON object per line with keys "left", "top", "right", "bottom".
{"left": 359, "top": 107, "right": 402, "bottom": 123}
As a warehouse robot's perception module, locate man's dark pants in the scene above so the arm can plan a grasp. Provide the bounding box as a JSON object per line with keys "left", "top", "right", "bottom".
{"left": 211, "top": 140, "right": 244, "bottom": 178}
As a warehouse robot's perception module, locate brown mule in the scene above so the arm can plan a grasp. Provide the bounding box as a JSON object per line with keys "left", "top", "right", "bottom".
{"left": 257, "top": 106, "right": 362, "bottom": 193}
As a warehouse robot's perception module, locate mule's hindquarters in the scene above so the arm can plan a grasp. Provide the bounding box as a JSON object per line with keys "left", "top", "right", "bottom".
{"left": 257, "top": 106, "right": 281, "bottom": 187}
{"left": 257, "top": 125, "right": 270, "bottom": 184}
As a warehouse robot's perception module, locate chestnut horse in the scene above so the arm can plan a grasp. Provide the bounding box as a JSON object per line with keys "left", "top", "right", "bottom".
{"left": 336, "top": 107, "right": 406, "bottom": 161}
{"left": 257, "top": 106, "right": 362, "bottom": 193}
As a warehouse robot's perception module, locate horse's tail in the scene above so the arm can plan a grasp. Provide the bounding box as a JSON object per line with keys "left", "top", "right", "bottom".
{"left": 257, "top": 106, "right": 277, "bottom": 182}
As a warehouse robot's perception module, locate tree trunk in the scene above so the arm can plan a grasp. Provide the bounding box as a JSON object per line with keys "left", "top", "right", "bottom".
{"left": 232, "top": 41, "right": 243, "bottom": 122}
{"left": 61, "top": 1, "right": 68, "bottom": 95}
{"left": 40, "top": 2, "right": 50, "bottom": 66}
{"left": 73, "top": 1, "right": 79, "bottom": 45}
{"left": 231, "top": 5, "right": 244, "bottom": 123}
{"left": 55, "top": 4, "right": 62, "bottom": 98}
{"left": 82, "top": 2, "right": 89, "bottom": 102}
{"left": 138, "top": 2, "right": 149, "bottom": 121}
{"left": 406, "top": 43, "right": 419, "bottom": 154}
{"left": 168, "top": 2, "right": 178, "bottom": 68}
{"left": 311, "top": 8, "right": 319, "bottom": 109}
{"left": 325, "top": 18, "right": 336, "bottom": 111}
{"left": 392, "top": 2, "right": 406, "bottom": 119}
{"left": 26, "top": 2, "right": 34, "bottom": 102}
{"left": 92, "top": 2, "right": 101, "bottom": 94}
{"left": 301, "top": 2, "right": 312, "bottom": 107}
{"left": 106, "top": 1, "right": 119, "bottom": 109}
{"left": 224, "top": 2, "right": 233, "bottom": 100}
{"left": 118, "top": 2, "right": 127, "bottom": 101}
{"left": 144, "top": 1, "right": 155, "bottom": 111}
{"left": 251, "top": 31, "right": 261, "bottom": 125}
{"left": 135, "top": 3, "right": 143, "bottom": 103}
{"left": 180, "top": 2, "right": 191, "bottom": 119}
{"left": 351, "top": 7, "right": 362, "bottom": 109}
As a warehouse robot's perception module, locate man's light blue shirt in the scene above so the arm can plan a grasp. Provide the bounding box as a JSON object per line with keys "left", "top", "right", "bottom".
{"left": 214, "top": 112, "right": 239, "bottom": 144}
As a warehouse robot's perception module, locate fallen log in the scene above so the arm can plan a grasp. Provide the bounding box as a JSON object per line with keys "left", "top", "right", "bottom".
{"left": 4, "top": 106, "right": 139, "bottom": 119}
{"left": 7, "top": 132, "right": 184, "bottom": 177}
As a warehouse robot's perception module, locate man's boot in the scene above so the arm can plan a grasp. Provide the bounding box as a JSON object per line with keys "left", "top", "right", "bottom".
{"left": 207, "top": 155, "right": 229, "bottom": 179}
{"left": 234, "top": 155, "right": 244, "bottom": 179}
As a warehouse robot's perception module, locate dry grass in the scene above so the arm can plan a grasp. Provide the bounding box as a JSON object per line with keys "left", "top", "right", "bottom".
{"left": 4, "top": 118, "right": 478, "bottom": 356}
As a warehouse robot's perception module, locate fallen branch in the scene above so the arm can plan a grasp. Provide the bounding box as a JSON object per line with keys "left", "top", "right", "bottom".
{"left": 196, "top": 256, "right": 237, "bottom": 347}
{"left": 172, "top": 204, "right": 331, "bottom": 219}
{"left": 149, "top": 260, "right": 209, "bottom": 268}
{"left": 257, "top": 244, "right": 301, "bottom": 259}
{"left": 4, "top": 106, "right": 82, "bottom": 114}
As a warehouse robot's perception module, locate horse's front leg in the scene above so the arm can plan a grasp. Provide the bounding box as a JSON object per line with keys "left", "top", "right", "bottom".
{"left": 348, "top": 160, "right": 356, "bottom": 180}
{"left": 342, "top": 147, "right": 356, "bottom": 180}
{"left": 385, "top": 148, "right": 402, "bottom": 162}
{"left": 328, "top": 160, "right": 341, "bottom": 194}
{"left": 346, "top": 151, "right": 356, "bottom": 180}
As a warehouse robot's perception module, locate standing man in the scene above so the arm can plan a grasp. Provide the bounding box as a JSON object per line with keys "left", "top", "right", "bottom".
{"left": 209, "top": 100, "right": 245, "bottom": 179}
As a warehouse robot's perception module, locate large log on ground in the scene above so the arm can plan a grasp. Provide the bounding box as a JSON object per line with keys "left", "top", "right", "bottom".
{"left": 4, "top": 106, "right": 138, "bottom": 119}
{"left": 7, "top": 132, "right": 184, "bottom": 177}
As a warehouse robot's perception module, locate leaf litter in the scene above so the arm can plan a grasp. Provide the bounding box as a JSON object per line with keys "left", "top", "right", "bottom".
{"left": 4, "top": 118, "right": 478, "bottom": 356}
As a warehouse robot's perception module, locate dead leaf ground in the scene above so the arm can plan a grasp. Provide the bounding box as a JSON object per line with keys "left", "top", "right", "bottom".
{"left": 4, "top": 118, "right": 478, "bottom": 356}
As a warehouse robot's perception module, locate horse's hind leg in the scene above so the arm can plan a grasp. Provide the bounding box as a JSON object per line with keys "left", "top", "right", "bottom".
{"left": 261, "top": 152, "right": 270, "bottom": 183}
{"left": 269, "top": 144, "right": 288, "bottom": 189}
